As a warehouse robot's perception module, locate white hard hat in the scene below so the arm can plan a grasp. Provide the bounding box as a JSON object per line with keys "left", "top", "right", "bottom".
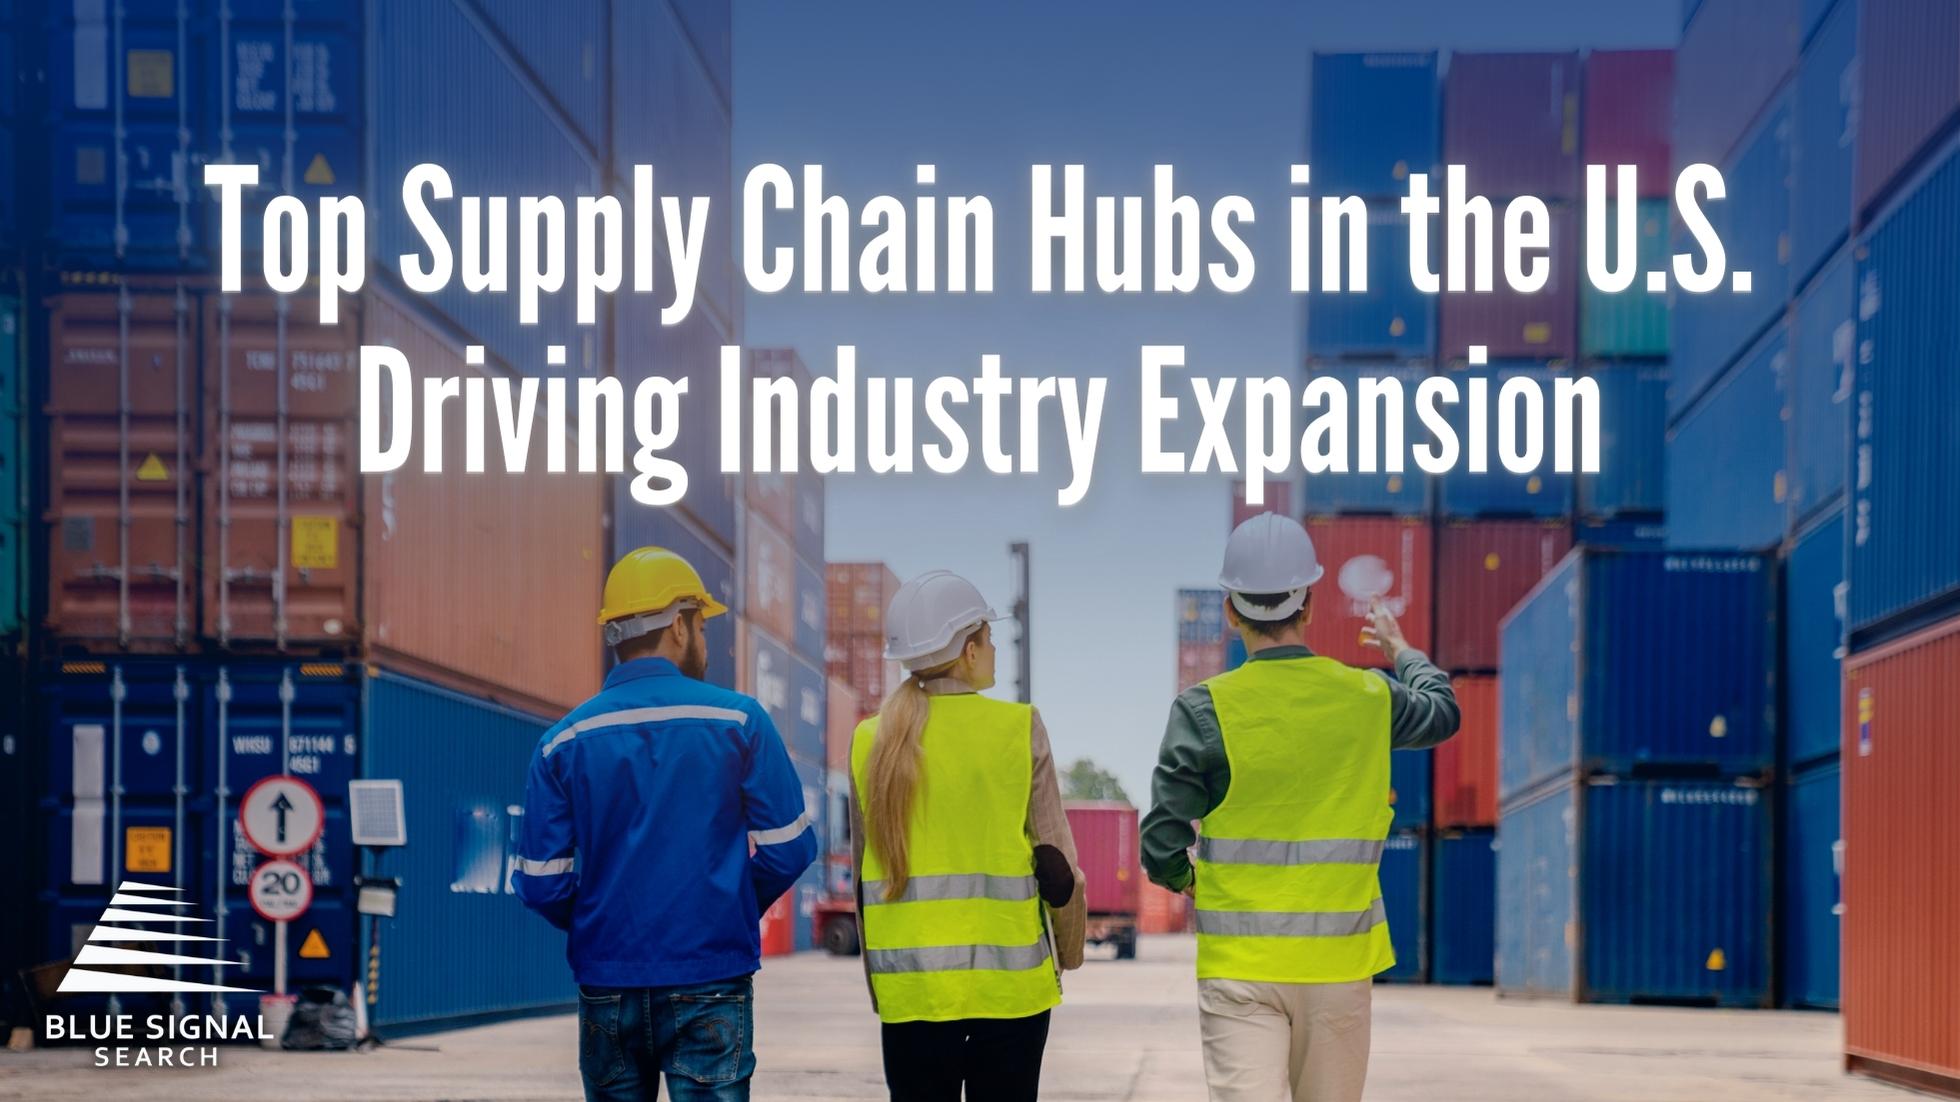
{"left": 884, "top": 570, "right": 1005, "bottom": 671}
{"left": 1218, "top": 513, "right": 1325, "bottom": 622}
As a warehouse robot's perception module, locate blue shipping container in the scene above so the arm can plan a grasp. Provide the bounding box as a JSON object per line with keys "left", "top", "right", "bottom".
{"left": 363, "top": 670, "right": 571, "bottom": 1029}
{"left": 1309, "top": 53, "right": 1437, "bottom": 198}
{"left": 1670, "top": 97, "right": 1793, "bottom": 419}
{"left": 1498, "top": 776, "right": 1772, "bottom": 1006}
{"left": 794, "top": 465, "right": 826, "bottom": 571}
{"left": 0, "top": 7, "right": 17, "bottom": 245}
{"left": 1802, "top": 0, "right": 1844, "bottom": 44}
{"left": 1304, "top": 212, "right": 1436, "bottom": 359}
{"left": 1782, "top": 757, "right": 1841, "bottom": 1008}
{"left": 745, "top": 624, "right": 797, "bottom": 747}
{"left": 1432, "top": 829, "right": 1496, "bottom": 985}
{"left": 1789, "top": 0, "right": 1857, "bottom": 293}
{"left": 788, "top": 652, "right": 827, "bottom": 768}
{"left": 1785, "top": 509, "right": 1846, "bottom": 767}
{"left": 664, "top": 0, "right": 733, "bottom": 110}
{"left": 1665, "top": 323, "right": 1788, "bottom": 550}
{"left": 1391, "top": 748, "right": 1432, "bottom": 832}
{"left": 1785, "top": 252, "right": 1854, "bottom": 525}
{"left": 610, "top": 493, "right": 738, "bottom": 689}
{"left": 1224, "top": 635, "right": 1247, "bottom": 671}
{"left": 469, "top": 0, "right": 608, "bottom": 156}
{"left": 1848, "top": 142, "right": 1960, "bottom": 638}
{"left": 1572, "top": 515, "right": 1667, "bottom": 549}
{"left": 795, "top": 556, "right": 827, "bottom": 664}
{"left": 1439, "top": 362, "right": 1575, "bottom": 518}
{"left": 1, "top": 292, "right": 19, "bottom": 636}
{"left": 790, "top": 758, "right": 827, "bottom": 953}
{"left": 1578, "top": 362, "right": 1667, "bottom": 517}
{"left": 1176, "top": 588, "right": 1226, "bottom": 645}
{"left": 1378, "top": 830, "right": 1427, "bottom": 982}
{"left": 1298, "top": 362, "right": 1431, "bottom": 516}
{"left": 1498, "top": 548, "right": 1776, "bottom": 802}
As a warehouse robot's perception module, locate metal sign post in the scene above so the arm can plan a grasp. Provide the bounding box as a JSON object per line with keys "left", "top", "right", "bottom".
{"left": 250, "top": 858, "right": 313, "bottom": 997}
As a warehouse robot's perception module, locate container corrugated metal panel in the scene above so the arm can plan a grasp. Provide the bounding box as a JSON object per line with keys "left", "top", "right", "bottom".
{"left": 1309, "top": 53, "right": 1438, "bottom": 198}
{"left": 1443, "top": 53, "right": 1580, "bottom": 200}
{"left": 0, "top": 658, "right": 28, "bottom": 976}
{"left": 1435, "top": 520, "right": 1571, "bottom": 670}
{"left": 1439, "top": 207, "right": 1579, "bottom": 361}
{"left": 794, "top": 465, "right": 825, "bottom": 571}
{"left": 1390, "top": 748, "right": 1432, "bottom": 832}
{"left": 1785, "top": 252, "right": 1854, "bottom": 525}
{"left": 612, "top": 497, "right": 737, "bottom": 689}
{"left": 794, "top": 557, "right": 826, "bottom": 665}
{"left": 746, "top": 516, "right": 798, "bottom": 645}
{"left": 1664, "top": 324, "right": 1789, "bottom": 550}
{"left": 361, "top": 291, "right": 606, "bottom": 714}
{"left": 1175, "top": 588, "right": 1225, "bottom": 645}
{"left": 1572, "top": 515, "right": 1667, "bottom": 549}
{"left": 617, "top": 302, "right": 737, "bottom": 548}
{"left": 1378, "top": 829, "right": 1427, "bottom": 982}
{"left": 663, "top": 0, "right": 732, "bottom": 108}
{"left": 825, "top": 676, "right": 860, "bottom": 772}
{"left": 1577, "top": 362, "right": 1667, "bottom": 517}
{"left": 35, "top": 660, "right": 359, "bottom": 1010}
{"left": 737, "top": 619, "right": 796, "bottom": 749}
{"left": 363, "top": 670, "right": 570, "bottom": 1028}
{"left": 1843, "top": 616, "right": 1960, "bottom": 1091}
{"left": 1674, "top": 0, "right": 1801, "bottom": 168}
{"left": 788, "top": 653, "right": 826, "bottom": 768}
{"left": 827, "top": 562, "right": 900, "bottom": 639}
{"left": 1438, "top": 362, "right": 1576, "bottom": 517}
{"left": 1305, "top": 212, "right": 1435, "bottom": 358}
{"left": 468, "top": 0, "right": 607, "bottom": 153}
{"left": 371, "top": 0, "right": 601, "bottom": 376}
{"left": 1848, "top": 144, "right": 1960, "bottom": 640}
{"left": 1582, "top": 51, "right": 1674, "bottom": 199}
{"left": 1229, "top": 480, "right": 1290, "bottom": 531}
{"left": 1495, "top": 779, "right": 1576, "bottom": 995}
{"left": 1, "top": 292, "right": 21, "bottom": 637}
{"left": 1785, "top": 508, "right": 1846, "bottom": 767}
{"left": 0, "top": 8, "right": 16, "bottom": 246}
{"left": 1580, "top": 777, "right": 1772, "bottom": 1006}
{"left": 1853, "top": 0, "right": 1960, "bottom": 219}
{"left": 789, "top": 757, "right": 827, "bottom": 952}
{"left": 1433, "top": 675, "right": 1497, "bottom": 828}
{"left": 1790, "top": 0, "right": 1858, "bottom": 292}
{"left": 612, "top": 0, "right": 734, "bottom": 322}
{"left": 1298, "top": 363, "right": 1431, "bottom": 516}
{"left": 1431, "top": 828, "right": 1496, "bottom": 985}
{"left": 1670, "top": 97, "right": 1793, "bottom": 417}
{"left": 1783, "top": 757, "right": 1841, "bottom": 1009}
{"left": 1302, "top": 517, "right": 1432, "bottom": 668}
{"left": 1064, "top": 803, "right": 1141, "bottom": 916}
{"left": 1579, "top": 200, "right": 1671, "bottom": 357}
{"left": 1498, "top": 549, "right": 1776, "bottom": 801}
{"left": 1224, "top": 635, "right": 1246, "bottom": 672}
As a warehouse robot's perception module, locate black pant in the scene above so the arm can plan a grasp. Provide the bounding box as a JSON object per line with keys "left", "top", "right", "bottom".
{"left": 880, "top": 1011, "right": 1052, "bottom": 1101}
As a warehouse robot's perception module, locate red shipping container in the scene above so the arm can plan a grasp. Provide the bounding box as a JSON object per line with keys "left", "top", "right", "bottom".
{"left": 1438, "top": 204, "right": 1579, "bottom": 361}
{"left": 1177, "top": 639, "right": 1224, "bottom": 692}
{"left": 1434, "top": 519, "right": 1572, "bottom": 670}
{"left": 1443, "top": 52, "right": 1581, "bottom": 200}
{"left": 1855, "top": 0, "right": 1960, "bottom": 218}
{"left": 827, "top": 561, "right": 900, "bottom": 637}
{"left": 826, "top": 676, "right": 864, "bottom": 772}
{"left": 1064, "top": 803, "right": 1141, "bottom": 917}
{"left": 1303, "top": 516, "right": 1433, "bottom": 669}
{"left": 1230, "top": 480, "right": 1292, "bottom": 531}
{"left": 1843, "top": 615, "right": 1960, "bottom": 1097}
{"left": 1433, "top": 674, "right": 1497, "bottom": 828}
{"left": 43, "top": 286, "right": 199, "bottom": 647}
{"left": 1583, "top": 50, "right": 1674, "bottom": 198}
{"left": 746, "top": 515, "right": 797, "bottom": 643}
{"left": 1139, "top": 882, "right": 1191, "bottom": 935}
{"left": 760, "top": 892, "right": 794, "bottom": 957}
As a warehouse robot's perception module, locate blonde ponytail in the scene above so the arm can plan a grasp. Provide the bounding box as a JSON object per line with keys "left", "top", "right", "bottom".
{"left": 864, "top": 674, "right": 933, "bottom": 902}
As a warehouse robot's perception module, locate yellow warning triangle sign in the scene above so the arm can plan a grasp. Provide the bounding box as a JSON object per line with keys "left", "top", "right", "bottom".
{"left": 299, "top": 929, "right": 330, "bottom": 959}
{"left": 1705, "top": 947, "right": 1726, "bottom": 971}
{"left": 135, "top": 453, "right": 169, "bottom": 481}
{"left": 304, "top": 153, "right": 335, "bottom": 186}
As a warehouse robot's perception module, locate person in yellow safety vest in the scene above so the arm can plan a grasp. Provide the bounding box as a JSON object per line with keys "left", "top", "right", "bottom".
{"left": 1141, "top": 514, "right": 1460, "bottom": 1102}
{"left": 849, "top": 570, "right": 1087, "bottom": 1102}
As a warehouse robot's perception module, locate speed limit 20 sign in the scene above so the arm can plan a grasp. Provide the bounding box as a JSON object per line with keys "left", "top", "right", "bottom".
{"left": 250, "top": 859, "right": 314, "bottom": 923}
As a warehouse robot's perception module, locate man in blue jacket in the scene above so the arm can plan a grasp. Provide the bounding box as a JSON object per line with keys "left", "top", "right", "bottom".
{"left": 515, "top": 546, "right": 818, "bottom": 1102}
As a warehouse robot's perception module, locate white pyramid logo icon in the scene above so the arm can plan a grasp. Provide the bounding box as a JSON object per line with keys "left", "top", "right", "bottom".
{"left": 58, "top": 881, "right": 256, "bottom": 994}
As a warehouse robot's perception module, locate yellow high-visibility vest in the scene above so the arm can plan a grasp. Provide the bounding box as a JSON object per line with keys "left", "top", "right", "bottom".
{"left": 851, "top": 694, "right": 1059, "bottom": 1023}
{"left": 1194, "top": 655, "right": 1396, "bottom": 983}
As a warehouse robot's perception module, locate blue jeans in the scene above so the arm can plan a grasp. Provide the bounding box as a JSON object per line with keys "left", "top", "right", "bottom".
{"left": 577, "top": 976, "right": 756, "bottom": 1101}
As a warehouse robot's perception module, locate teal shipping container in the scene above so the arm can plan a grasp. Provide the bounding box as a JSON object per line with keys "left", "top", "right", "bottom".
{"left": 1580, "top": 199, "right": 1671, "bottom": 358}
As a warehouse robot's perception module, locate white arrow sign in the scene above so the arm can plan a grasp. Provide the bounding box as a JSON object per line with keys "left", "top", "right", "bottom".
{"left": 239, "top": 775, "right": 325, "bottom": 858}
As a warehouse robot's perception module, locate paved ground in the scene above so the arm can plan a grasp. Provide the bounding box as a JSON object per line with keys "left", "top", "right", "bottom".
{"left": 0, "top": 936, "right": 1900, "bottom": 1100}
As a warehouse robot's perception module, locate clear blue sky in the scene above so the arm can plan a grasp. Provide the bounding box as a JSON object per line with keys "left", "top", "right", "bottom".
{"left": 736, "top": 0, "right": 1681, "bottom": 802}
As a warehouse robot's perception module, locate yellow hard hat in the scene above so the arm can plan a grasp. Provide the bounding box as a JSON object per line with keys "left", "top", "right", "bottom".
{"left": 598, "top": 547, "right": 729, "bottom": 639}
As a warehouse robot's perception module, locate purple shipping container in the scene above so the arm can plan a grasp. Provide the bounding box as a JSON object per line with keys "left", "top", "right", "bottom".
{"left": 1675, "top": 0, "right": 1802, "bottom": 167}
{"left": 1444, "top": 53, "right": 1580, "bottom": 201}
{"left": 1438, "top": 205, "right": 1578, "bottom": 361}
{"left": 1583, "top": 50, "right": 1675, "bottom": 198}
{"left": 1854, "top": 0, "right": 1960, "bottom": 219}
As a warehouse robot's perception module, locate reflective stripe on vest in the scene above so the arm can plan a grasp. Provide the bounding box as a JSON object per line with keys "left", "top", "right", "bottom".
{"left": 1195, "top": 654, "right": 1397, "bottom": 984}
{"left": 851, "top": 694, "right": 1061, "bottom": 1023}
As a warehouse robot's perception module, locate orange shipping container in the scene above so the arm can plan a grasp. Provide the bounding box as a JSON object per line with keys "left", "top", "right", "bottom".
{"left": 1139, "top": 881, "right": 1191, "bottom": 935}
{"left": 1433, "top": 675, "right": 1497, "bottom": 828}
{"left": 1843, "top": 615, "right": 1960, "bottom": 1097}
{"left": 358, "top": 291, "right": 606, "bottom": 714}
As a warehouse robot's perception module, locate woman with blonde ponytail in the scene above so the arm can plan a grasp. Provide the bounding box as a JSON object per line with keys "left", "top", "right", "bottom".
{"left": 849, "top": 571, "right": 1085, "bottom": 1101}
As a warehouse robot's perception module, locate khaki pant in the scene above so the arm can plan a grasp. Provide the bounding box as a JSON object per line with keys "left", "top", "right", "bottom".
{"left": 1196, "top": 978, "right": 1372, "bottom": 1102}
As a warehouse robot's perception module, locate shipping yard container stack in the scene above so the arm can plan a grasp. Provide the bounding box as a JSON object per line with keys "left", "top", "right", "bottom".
{"left": 13, "top": 0, "right": 747, "bottom": 1035}
{"left": 818, "top": 561, "right": 901, "bottom": 954}
{"left": 1838, "top": 0, "right": 1960, "bottom": 1092}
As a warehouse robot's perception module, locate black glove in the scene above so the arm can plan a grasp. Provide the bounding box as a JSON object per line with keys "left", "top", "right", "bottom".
{"left": 1032, "top": 844, "right": 1075, "bottom": 908}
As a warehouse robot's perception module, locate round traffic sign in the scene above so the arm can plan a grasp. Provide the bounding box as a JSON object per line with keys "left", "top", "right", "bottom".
{"left": 238, "top": 775, "right": 325, "bottom": 858}
{"left": 249, "top": 859, "right": 314, "bottom": 923}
